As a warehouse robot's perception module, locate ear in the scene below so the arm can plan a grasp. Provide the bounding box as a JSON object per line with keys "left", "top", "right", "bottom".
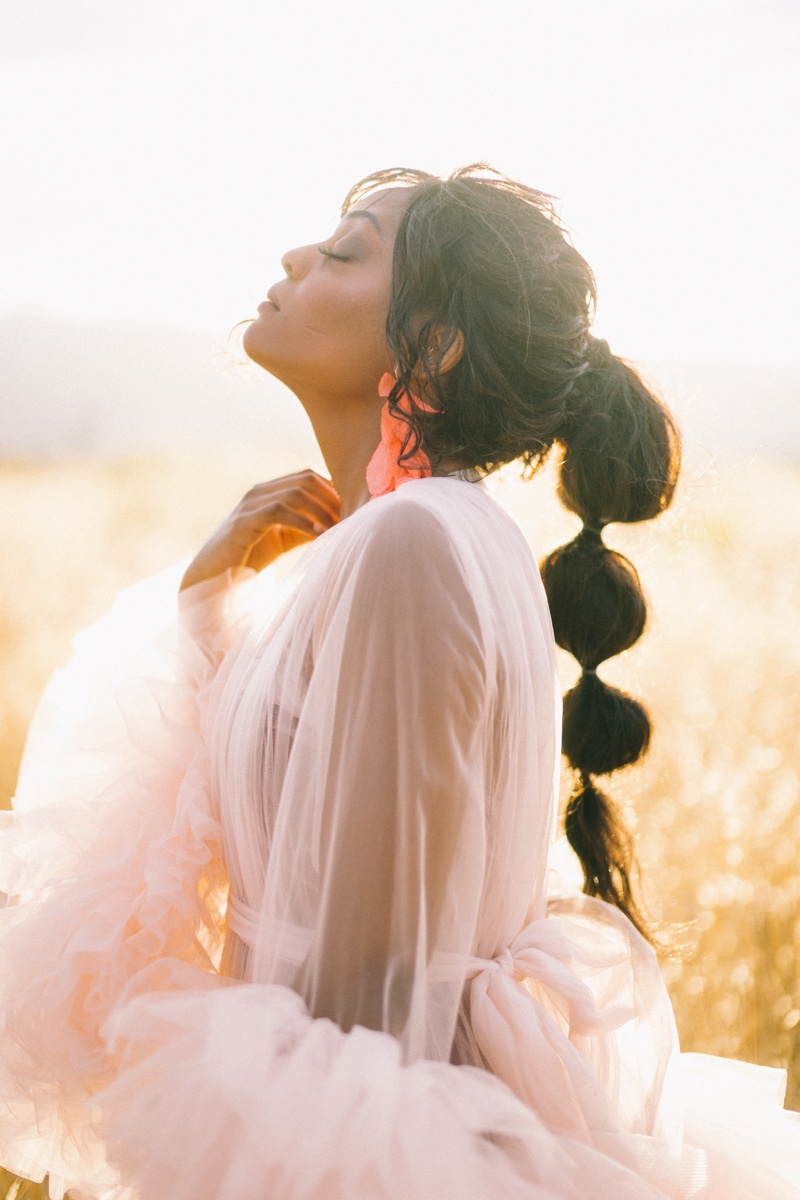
{"left": 426, "top": 325, "right": 465, "bottom": 376}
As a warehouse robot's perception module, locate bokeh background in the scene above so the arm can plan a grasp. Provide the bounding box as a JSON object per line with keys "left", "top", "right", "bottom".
{"left": 2, "top": 0, "right": 800, "bottom": 1098}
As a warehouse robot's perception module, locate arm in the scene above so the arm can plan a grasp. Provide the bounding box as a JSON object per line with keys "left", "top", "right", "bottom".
{"left": 177, "top": 468, "right": 341, "bottom": 687}
{"left": 292, "top": 501, "right": 487, "bottom": 1038}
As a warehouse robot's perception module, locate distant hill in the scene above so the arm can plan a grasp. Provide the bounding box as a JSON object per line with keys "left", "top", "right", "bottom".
{"left": 0, "top": 314, "right": 318, "bottom": 461}
{"left": 1, "top": 314, "right": 798, "bottom": 461}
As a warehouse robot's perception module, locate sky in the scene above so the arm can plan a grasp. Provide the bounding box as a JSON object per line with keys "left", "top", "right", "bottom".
{"left": 1, "top": 0, "right": 798, "bottom": 367}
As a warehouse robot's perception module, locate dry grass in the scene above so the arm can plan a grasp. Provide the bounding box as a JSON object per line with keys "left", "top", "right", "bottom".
{"left": 1, "top": 449, "right": 799, "bottom": 1092}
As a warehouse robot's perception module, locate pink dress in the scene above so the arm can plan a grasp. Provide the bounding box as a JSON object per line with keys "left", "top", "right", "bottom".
{"left": 0, "top": 475, "right": 798, "bottom": 1199}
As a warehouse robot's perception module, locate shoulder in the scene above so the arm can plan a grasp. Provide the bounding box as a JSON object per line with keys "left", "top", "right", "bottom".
{"left": 322, "top": 486, "right": 479, "bottom": 622}
{"left": 322, "top": 477, "right": 538, "bottom": 605}
{"left": 355, "top": 478, "right": 508, "bottom": 551}
{"left": 359, "top": 485, "right": 454, "bottom": 554}
{"left": 348, "top": 497, "right": 463, "bottom": 609}
{"left": 362, "top": 479, "right": 538, "bottom": 584}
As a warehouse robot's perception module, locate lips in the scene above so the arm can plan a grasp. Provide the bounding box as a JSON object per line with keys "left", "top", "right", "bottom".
{"left": 265, "top": 290, "right": 280, "bottom": 311}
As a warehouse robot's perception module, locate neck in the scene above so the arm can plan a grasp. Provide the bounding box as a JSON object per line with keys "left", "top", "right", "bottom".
{"left": 293, "top": 384, "right": 385, "bottom": 519}
{"left": 288, "top": 380, "right": 466, "bottom": 518}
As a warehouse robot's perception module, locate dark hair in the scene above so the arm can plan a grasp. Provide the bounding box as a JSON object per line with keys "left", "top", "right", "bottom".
{"left": 344, "top": 164, "right": 680, "bottom": 942}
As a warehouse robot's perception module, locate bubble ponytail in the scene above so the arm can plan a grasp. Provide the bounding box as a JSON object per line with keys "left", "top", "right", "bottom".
{"left": 541, "top": 340, "right": 680, "bottom": 941}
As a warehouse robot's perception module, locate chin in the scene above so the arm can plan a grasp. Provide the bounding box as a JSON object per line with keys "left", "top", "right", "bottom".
{"left": 241, "top": 321, "right": 294, "bottom": 388}
{"left": 241, "top": 318, "right": 276, "bottom": 372}
{"left": 241, "top": 318, "right": 262, "bottom": 363}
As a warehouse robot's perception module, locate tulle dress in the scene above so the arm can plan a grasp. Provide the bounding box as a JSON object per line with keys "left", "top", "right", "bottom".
{"left": 0, "top": 473, "right": 798, "bottom": 1200}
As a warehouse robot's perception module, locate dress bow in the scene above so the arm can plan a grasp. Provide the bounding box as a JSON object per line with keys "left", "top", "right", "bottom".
{"left": 467, "top": 912, "right": 640, "bottom": 1134}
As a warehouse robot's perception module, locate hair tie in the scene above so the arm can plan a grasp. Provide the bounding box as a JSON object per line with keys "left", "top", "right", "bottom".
{"left": 582, "top": 667, "right": 598, "bottom": 676}
{"left": 577, "top": 522, "right": 606, "bottom": 545}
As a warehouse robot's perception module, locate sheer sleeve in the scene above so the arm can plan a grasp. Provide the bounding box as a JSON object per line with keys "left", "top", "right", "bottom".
{"left": 253, "top": 498, "right": 491, "bottom": 1061}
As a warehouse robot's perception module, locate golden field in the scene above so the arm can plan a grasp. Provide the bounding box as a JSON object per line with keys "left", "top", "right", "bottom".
{"left": 1, "top": 448, "right": 799, "bottom": 1100}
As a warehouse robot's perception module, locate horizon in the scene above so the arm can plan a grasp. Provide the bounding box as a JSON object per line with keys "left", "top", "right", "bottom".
{"left": 6, "top": 308, "right": 800, "bottom": 374}
{"left": 1, "top": 0, "right": 798, "bottom": 372}
{"left": 3, "top": 312, "right": 800, "bottom": 464}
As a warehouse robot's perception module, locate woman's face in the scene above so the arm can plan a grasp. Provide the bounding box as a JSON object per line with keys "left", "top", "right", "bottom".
{"left": 243, "top": 188, "right": 411, "bottom": 399}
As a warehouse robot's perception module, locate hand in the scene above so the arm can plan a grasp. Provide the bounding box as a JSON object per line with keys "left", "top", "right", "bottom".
{"left": 180, "top": 468, "right": 341, "bottom": 591}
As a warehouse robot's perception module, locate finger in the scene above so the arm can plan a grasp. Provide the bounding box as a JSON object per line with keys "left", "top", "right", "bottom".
{"left": 272, "top": 475, "right": 341, "bottom": 522}
{"left": 244, "top": 471, "right": 341, "bottom": 517}
{"left": 240, "top": 487, "right": 338, "bottom": 533}
{"left": 244, "top": 469, "right": 339, "bottom": 500}
{"left": 237, "top": 500, "right": 329, "bottom": 543}
{"left": 245, "top": 525, "right": 315, "bottom": 571}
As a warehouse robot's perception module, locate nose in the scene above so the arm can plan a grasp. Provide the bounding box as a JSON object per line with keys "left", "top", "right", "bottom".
{"left": 280, "top": 244, "right": 314, "bottom": 282}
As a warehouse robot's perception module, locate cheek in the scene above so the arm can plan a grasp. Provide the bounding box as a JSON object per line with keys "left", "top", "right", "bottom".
{"left": 304, "top": 275, "right": 390, "bottom": 346}
{"left": 243, "top": 269, "right": 393, "bottom": 382}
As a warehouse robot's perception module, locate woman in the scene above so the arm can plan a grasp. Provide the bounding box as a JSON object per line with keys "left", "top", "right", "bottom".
{"left": 0, "top": 165, "right": 798, "bottom": 1200}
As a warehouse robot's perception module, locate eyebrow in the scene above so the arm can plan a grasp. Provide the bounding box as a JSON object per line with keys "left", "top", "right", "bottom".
{"left": 343, "top": 209, "right": 383, "bottom": 237}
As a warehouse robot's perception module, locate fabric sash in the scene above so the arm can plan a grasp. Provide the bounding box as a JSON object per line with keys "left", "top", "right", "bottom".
{"left": 225, "top": 890, "right": 635, "bottom": 1131}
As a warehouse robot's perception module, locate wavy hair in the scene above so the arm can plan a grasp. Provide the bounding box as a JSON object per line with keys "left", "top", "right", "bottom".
{"left": 343, "top": 164, "right": 680, "bottom": 941}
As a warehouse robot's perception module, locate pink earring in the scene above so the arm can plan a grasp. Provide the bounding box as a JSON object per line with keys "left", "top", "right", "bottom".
{"left": 366, "top": 373, "right": 436, "bottom": 498}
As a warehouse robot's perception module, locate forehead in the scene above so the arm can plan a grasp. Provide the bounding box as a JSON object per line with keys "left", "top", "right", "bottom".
{"left": 346, "top": 187, "right": 414, "bottom": 233}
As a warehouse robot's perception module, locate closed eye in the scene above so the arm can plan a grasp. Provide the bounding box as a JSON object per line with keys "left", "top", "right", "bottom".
{"left": 318, "top": 246, "right": 349, "bottom": 263}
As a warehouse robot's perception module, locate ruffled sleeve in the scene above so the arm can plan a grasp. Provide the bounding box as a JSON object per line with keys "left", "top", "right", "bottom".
{"left": 12, "top": 562, "right": 261, "bottom": 815}
{"left": 0, "top": 561, "right": 265, "bottom": 1194}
